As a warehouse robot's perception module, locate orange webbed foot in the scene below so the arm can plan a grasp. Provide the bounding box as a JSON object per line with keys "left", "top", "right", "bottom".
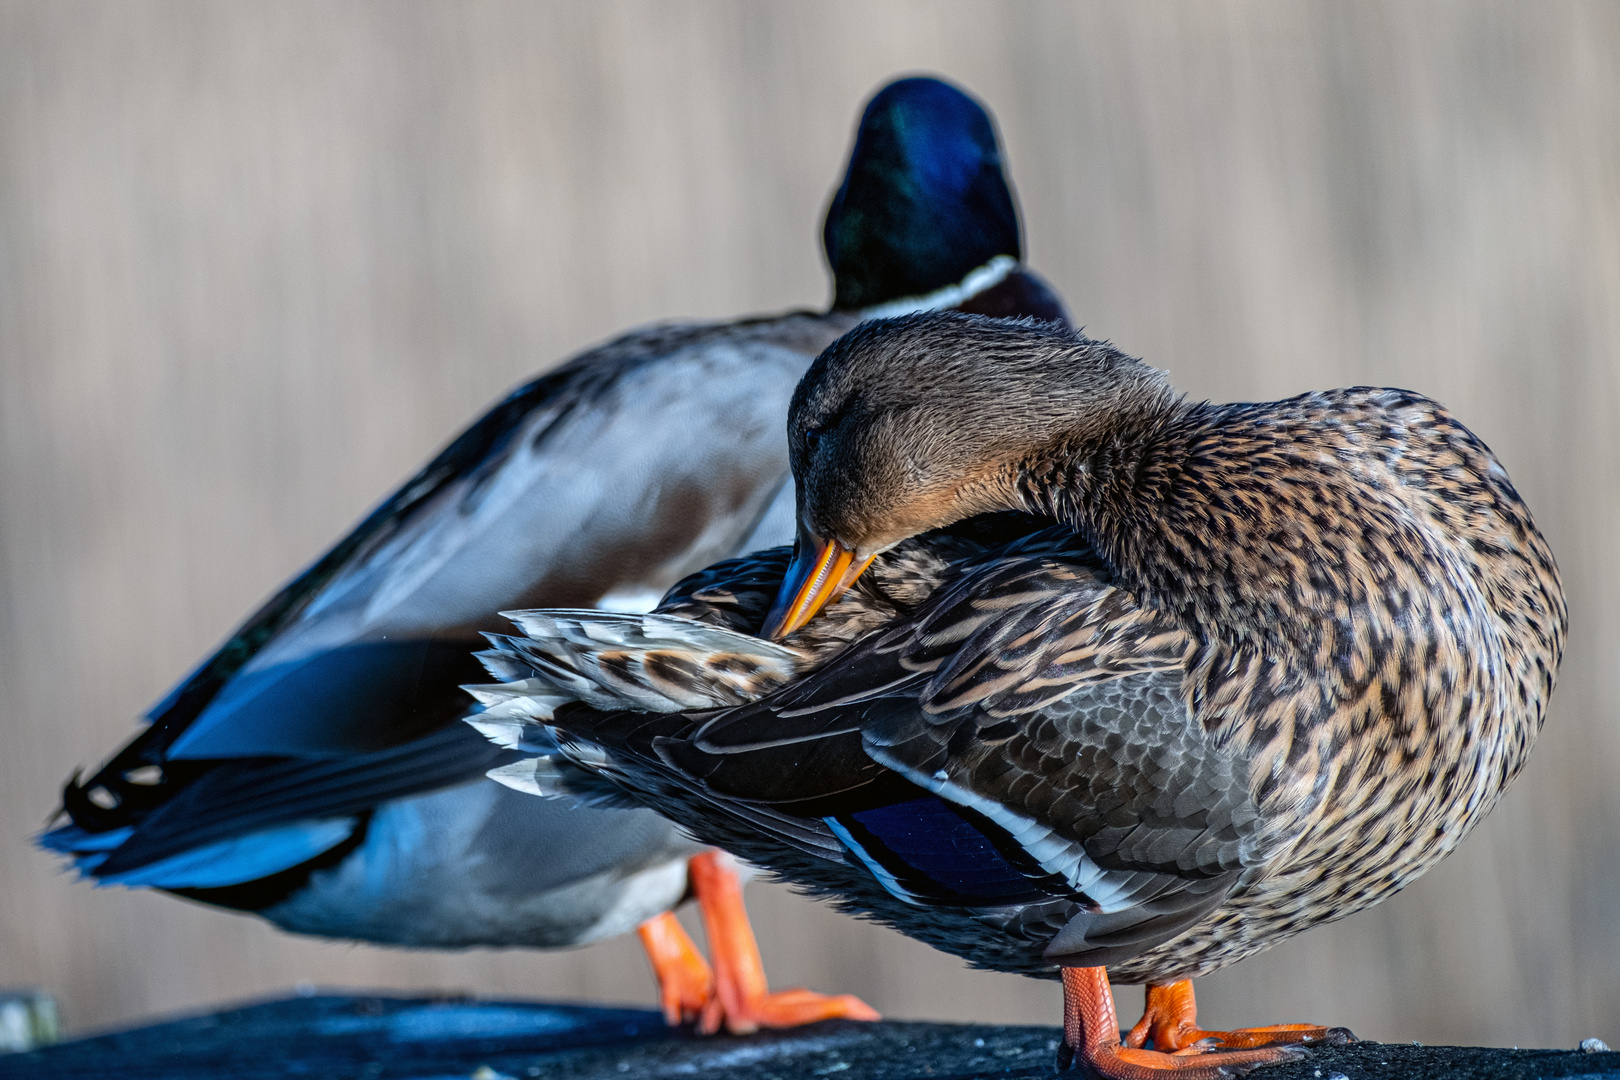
{"left": 1064, "top": 1042, "right": 1306, "bottom": 1079}
{"left": 1174, "top": 1024, "right": 1355, "bottom": 1052}
{"left": 713, "top": 986, "right": 881, "bottom": 1035}
{"left": 688, "top": 851, "right": 880, "bottom": 1035}
{"left": 1063, "top": 968, "right": 1317, "bottom": 1078}
{"left": 1124, "top": 980, "right": 1355, "bottom": 1054}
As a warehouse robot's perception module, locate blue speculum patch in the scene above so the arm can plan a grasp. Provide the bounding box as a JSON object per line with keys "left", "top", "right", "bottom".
{"left": 838, "top": 795, "right": 1044, "bottom": 903}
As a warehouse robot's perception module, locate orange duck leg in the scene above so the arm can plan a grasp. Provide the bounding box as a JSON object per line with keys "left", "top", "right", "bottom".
{"left": 636, "top": 911, "right": 716, "bottom": 1028}
{"left": 1124, "top": 979, "right": 1354, "bottom": 1054}
{"left": 1059, "top": 967, "right": 1327, "bottom": 1078}
{"left": 688, "top": 850, "right": 880, "bottom": 1035}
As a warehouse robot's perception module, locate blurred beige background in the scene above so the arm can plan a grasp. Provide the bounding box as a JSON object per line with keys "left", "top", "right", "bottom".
{"left": 2, "top": 0, "right": 1617, "bottom": 1048}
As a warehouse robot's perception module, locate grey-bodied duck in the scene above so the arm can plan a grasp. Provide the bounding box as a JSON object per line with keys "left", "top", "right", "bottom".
{"left": 42, "top": 79, "right": 1065, "bottom": 1035}
{"left": 473, "top": 312, "right": 1565, "bottom": 1075}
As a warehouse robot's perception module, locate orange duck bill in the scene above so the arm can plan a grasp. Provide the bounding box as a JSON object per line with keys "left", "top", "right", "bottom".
{"left": 762, "top": 530, "right": 877, "bottom": 640}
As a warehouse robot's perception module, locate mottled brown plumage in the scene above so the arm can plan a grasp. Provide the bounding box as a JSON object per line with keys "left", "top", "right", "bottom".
{"left": 472, "top": 312, "right": 1565, "bottom": 1075}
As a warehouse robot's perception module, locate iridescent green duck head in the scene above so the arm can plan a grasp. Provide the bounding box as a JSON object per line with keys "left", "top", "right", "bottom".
{"left": 764, "top": 312, "right": 1177, "bottom": 637}
{"left": 825, "top": 77, "right": 1066, "bottom": 323}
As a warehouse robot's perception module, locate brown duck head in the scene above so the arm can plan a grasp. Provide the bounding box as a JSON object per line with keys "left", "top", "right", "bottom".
{"left": 763, "top": 312, "right": 1179, "bottom": 638}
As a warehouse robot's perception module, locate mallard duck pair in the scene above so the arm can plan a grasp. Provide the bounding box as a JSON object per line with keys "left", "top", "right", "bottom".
{"left": 473, "top": 313, "right": 1565, "bottom": 1076}
{"left": 43, "top": 77, "right": 1066, "bottom": 1034}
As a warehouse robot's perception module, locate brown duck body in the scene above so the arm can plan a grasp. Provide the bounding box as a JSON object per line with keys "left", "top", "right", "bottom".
{"left": 476, "top": 315, "right": 1565, "bottom": 989}
{"left": 1025, "top": 386, "right": 1566, "bottom": 980}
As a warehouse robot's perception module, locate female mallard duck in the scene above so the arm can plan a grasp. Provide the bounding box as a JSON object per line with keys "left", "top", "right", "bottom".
{"left": 41, "top": 78, "right": 1066, "bottom": 1035}
{"left": 473, "top": 312, "right": 1565, "bottom": 1076}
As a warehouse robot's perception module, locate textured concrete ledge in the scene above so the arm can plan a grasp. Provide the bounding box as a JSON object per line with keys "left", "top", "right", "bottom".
{"left": 4, "top": 994, "right": 1616, "bottom": 1080}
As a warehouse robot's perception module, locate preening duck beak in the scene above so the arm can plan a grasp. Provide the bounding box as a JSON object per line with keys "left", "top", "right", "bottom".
{"left": 761, "top": 529, "right": 876, "bottom": 641}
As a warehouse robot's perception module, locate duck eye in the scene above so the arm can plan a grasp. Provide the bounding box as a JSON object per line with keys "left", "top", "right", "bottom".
{"left": 803, "top": 427, "right": 822, "bottom": 453}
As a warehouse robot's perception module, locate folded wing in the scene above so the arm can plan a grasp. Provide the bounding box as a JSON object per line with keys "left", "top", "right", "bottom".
{"left": 50, "top": 316, "right": 845, "bottom": 895}
{"left": 523, "top": 527, "right": 1281, "bottom": 969}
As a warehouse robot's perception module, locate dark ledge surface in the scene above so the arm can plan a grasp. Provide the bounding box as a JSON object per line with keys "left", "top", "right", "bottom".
{"left": 4, "top": 993, "right": 1616, "bottom": 1080}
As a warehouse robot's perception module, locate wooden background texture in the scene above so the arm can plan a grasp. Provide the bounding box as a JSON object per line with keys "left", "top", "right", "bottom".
{"left": 1, "top": 0, "right": 1616, "bottom": 1047}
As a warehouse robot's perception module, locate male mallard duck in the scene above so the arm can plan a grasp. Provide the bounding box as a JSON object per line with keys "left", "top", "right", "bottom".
{"left": 474, "top": 312, "right": 1565, "bottom": 1075}
{"left": 42, "top": 79, "right": 1066, "bottom": 1034}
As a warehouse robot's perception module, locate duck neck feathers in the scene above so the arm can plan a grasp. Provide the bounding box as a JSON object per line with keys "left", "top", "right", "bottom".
{"left": 1018, "top": 388, "right": 1564, "bottom": 662}
{"left": 1014, "top": 391, "right": 1206, "bottom": 614}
